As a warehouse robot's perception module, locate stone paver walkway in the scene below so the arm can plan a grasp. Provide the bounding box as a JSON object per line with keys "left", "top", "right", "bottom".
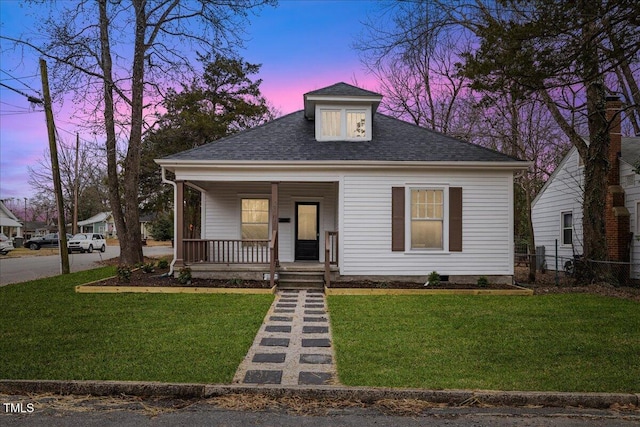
{"left": 233, "top": 289, "right": 338, "bottom": 386}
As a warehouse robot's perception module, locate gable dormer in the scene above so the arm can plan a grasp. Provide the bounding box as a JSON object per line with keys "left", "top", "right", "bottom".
{"left": 303, "top": 82, "right": 383, "bottom": 142}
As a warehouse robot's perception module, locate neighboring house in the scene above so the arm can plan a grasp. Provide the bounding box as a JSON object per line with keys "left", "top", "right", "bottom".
{"left": 139, "top": 213, "right": 155, "bottom": 240}
{"left": 22, "top": 221, "right": 53, "bottom": 239}
{"left": 77, "top": 212, "right": 116, "bottom": 237}
{"left": 531, "top": 97, "right": 639, "bottom": 279}
{"left": 0, "top": 200, "right": 22, "bottom": 238}
{"left": 156, "top": 82, "right": 527, "bottom": 285}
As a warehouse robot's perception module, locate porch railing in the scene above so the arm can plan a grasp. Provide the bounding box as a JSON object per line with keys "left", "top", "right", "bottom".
{"left": 183, "top": 239, "right": 271, "bottom": 264}
{"left": 324, "top": 231, "right": 338, "bottom": 286}
{"left": 269, "top": 230, "right": 278, "bottom": 288}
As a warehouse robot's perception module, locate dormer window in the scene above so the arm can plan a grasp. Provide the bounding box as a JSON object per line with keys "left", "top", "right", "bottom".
{"left": 316, "top": 106, "right": 371, "bottom": 141}
{"left": 304, "top": 82, "right": 382, "bottom": 142}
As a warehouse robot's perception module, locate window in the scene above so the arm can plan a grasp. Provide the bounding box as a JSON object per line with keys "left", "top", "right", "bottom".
{"left": 321, "top": 110, "right": 341, "bottom": 137}
{"left": 317, "top": 107, "right": 370, "bottom": 140}
{"left": 561, "top": 212, "right": 573, "bottom": 245}
{"left": 241, "top": 199, "right": 269, "bottom": 240}
{"left": 346, "top": 111, "right": 366, "bottom": 138}
{"left": 411, "top": 189, "right": 444, "bottom": 249}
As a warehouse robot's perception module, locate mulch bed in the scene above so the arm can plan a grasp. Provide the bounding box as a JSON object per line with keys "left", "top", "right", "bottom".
{"left": 91, "top": 258, "right": 640, "bottom": 301}
{"left": 329, "top": 280, "right": 514, "bottom": 290}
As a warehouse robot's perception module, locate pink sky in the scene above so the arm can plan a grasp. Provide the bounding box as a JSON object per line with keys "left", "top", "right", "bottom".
{"left": 0, "top": 1, "right": 381, "bottom": 201}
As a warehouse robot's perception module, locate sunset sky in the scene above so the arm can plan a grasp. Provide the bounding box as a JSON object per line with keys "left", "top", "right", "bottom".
{"left": 0, "top": 0, "right": 381, "bottom": 202}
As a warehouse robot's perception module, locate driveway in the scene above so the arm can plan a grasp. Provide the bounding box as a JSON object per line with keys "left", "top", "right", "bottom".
{"left": 0, "top": 245, "right": 174, "bottom": 286}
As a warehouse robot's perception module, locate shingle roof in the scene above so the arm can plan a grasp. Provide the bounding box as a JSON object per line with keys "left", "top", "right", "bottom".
{"left": 161, "top": 111, "right": 523, "bottom": 163}
{"left": 304, "top": 82, "right": 382, "bottom": 98}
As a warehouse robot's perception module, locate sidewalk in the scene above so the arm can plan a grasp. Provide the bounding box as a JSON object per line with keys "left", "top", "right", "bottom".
{"left": 233, "top": 289, "right": 338, "bottom": 386}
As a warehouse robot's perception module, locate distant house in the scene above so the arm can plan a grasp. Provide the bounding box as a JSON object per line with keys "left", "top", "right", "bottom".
{"left": 77, "top": 212, "right": 116, "bottom": 237}
{"left": 22, "top": 221, "right": 54, "bottom": 239}
{"left": 139, "top": 213, "right": 155, "bottom": 240}
{"left": 0, "top": 200, "right": 22, "bottom": 238}
{"left": 156, "top": 82, "right": 527, "bottom": 285}
{"left": 531, "top": 97, "right": 638, "bottom": 280}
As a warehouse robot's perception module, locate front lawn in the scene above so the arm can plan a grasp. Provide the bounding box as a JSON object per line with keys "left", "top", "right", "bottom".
{"left": 329, "top": 295, "right": 640, "bottom": 392}
{"left": 0, "top": 267, "right": 273, "bottom": 383}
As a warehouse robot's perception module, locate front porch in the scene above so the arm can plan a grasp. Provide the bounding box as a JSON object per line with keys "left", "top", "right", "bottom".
{"left": 173, "top": 180, "right": 340, "bottom": 287}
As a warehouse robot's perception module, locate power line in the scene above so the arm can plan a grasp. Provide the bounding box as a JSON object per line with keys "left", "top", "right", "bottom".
{"left": 0, "top": 70, "right": 42, "bottom": 94}
{"left": 0, "top": 82, "right": 43, "bottom": 104}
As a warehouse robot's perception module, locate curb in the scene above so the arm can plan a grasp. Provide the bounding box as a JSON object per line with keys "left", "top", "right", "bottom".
{"left": 1, "top": 380, "right": 638, "bottom": 409}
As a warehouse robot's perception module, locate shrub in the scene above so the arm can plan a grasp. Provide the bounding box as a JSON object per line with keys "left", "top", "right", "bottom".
{"left": 227, "top": 277, "right": 243, "bottom": 286}
{"left": 177, "top": 267, "right": 192, "bottom": 285}
{"left": 427, "top": 271, "right": 440, "bottom": 286}
{"left": 157, "top": 259, "right": 169, "bottom": 269}
{"left": 141, "top": 262, "right": 155, "bottom": 273}
{"left": 149, "top": 213, "right": 173, "bottom": 241}
{"left": 117, "top": 265, "right": 132, "bottom": 283}
{"left": 477, "top": 276, "right": 489, "bottom": 288}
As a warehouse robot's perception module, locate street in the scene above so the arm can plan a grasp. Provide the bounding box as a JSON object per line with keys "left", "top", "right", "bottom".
{"left": 0, "top": 245, "right": 173, "bottom": 286}
{"left": 0, "top": 394, "right": 638, "bottom": 426}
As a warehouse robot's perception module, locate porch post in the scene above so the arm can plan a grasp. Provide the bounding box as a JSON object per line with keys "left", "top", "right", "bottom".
{"left": 175, "top": 180, "right": 185, "bottom": 268}
{"left": 271, "top": 182, "right": 279, "bottom": 266}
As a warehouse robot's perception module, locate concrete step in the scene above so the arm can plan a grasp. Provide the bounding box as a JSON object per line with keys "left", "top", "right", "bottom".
{"left": 278, "top": 271, "right": 324, "bottom": 289}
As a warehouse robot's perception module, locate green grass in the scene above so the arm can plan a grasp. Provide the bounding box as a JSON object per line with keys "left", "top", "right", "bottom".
{"left": 0, "top": 267, "right": 273, "bottom": 383}
{"left": 328, "top": 295, "right": 640, "bottom": 393}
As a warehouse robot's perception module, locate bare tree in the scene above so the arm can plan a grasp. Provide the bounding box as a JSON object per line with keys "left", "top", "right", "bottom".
{"left": 3, "top": 0, "right": 274, "bottom": 264}
{"left": 359, "top": 1, "right": 640, "bottom": 272}
{"left": 356, "top": 1, "right": 476, "bottom": 137}
{"left": 28, "top": 137, "right": 108, "bottom": 224}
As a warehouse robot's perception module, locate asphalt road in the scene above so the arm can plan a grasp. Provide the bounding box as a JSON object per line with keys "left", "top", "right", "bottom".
{"left": 0, "top": 245, "right": 174, "bottom": 286}
{"left": 1, "top": 396, "right": 638, "bottom": 426}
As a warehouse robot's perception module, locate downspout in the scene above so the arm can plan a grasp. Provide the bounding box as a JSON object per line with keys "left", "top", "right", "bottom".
{"left": 161, "top": 166, "right": 177, "bottom": 276}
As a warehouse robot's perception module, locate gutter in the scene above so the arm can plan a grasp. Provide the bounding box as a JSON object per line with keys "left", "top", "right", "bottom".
{"left": 161, "top": 166, "right": 177, "bottom": 276}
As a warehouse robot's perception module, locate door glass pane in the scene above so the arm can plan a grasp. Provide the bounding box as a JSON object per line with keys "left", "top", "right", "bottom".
{"left": 298, "top": 204, "right": 317, "bottom": 240}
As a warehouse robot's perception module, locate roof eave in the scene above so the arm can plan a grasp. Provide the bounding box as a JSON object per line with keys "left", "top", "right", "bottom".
{"left": 156, "top": 159, "right": 530, "bottom": 171}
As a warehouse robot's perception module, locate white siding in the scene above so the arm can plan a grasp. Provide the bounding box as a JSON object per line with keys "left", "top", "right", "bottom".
{"left": 177, "top": 167, "right": 516, "bottom": 277}
{"left": 201, "top": 182, "right": 336, "bottom": 263}
{"left": 341, "top": 170, "right": 514, "bottom": 276}
{"left": 531, "top": 147, "right": 584, "bottom": 268}
{"left": 622, "top": 160, "right": 640, "bottom": 279}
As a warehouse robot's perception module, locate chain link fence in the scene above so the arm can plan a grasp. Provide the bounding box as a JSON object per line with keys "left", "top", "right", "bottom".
{"left": 514, "top": 240, "right": 634, "bottom": 286}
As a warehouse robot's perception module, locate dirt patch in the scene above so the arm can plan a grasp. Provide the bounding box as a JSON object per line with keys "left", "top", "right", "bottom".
{"left": 515, "top": 267, "right": 640, "bottom": 302}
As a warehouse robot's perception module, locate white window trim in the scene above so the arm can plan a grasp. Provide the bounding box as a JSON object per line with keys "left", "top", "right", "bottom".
{"left": 315, "top": 104, "right": 372, "bottom": 141}
{"left": 405, "top": 185, "right": 449, "bottom": 253}
{"left": 561, "top": 211, "right": 573, "bottom": 246}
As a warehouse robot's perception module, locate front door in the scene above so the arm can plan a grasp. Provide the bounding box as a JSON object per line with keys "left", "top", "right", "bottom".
{"left": 295, "top": 202, "right": 320, "bottom": 261}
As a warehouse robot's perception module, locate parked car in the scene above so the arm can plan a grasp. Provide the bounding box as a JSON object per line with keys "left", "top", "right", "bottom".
{"left": 67, "top": 233, "right": 107, "bottom": 254}
{"left": 23, "top": 233, "right": 72, "bottom": 250}
{"left": 0, "top": 233, "right": 14, "bottom": 255}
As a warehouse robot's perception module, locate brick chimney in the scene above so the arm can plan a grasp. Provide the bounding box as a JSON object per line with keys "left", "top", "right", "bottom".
{"left": 604, "top": 96, "right": 630, "bottom": 282}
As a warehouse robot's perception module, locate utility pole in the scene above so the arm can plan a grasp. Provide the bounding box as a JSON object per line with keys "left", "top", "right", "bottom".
{"left": 73, "top": 133, "right": 80, "bottom": 235}
{"left": 40, "top": 58, "right": 70, "bottom": 274}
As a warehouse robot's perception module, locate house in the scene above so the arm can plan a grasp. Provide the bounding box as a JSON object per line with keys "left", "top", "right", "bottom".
{"left": 77, "top": 212, "right": 116, "bottom": 237}
{"left": 22, "top": 221, "right": 54, "bottom": 239}
{"left": 139, "top": 213, "right": 155, "bottom": 240}
{"left": 155, "top": 82, "right": 528, "bottom": 286}
{"left": 531, "top": 97, "right": 639, "bottom": 280}
{"left": 0, "top": 200, "right": 22, "bottom": 238}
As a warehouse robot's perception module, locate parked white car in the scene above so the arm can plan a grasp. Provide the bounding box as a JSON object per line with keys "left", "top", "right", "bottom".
{"left": 0, "top": 233, "right": 14, "bottom": 255}
{"left": 67, "top": 233, "right": 107, "bottom": 254}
